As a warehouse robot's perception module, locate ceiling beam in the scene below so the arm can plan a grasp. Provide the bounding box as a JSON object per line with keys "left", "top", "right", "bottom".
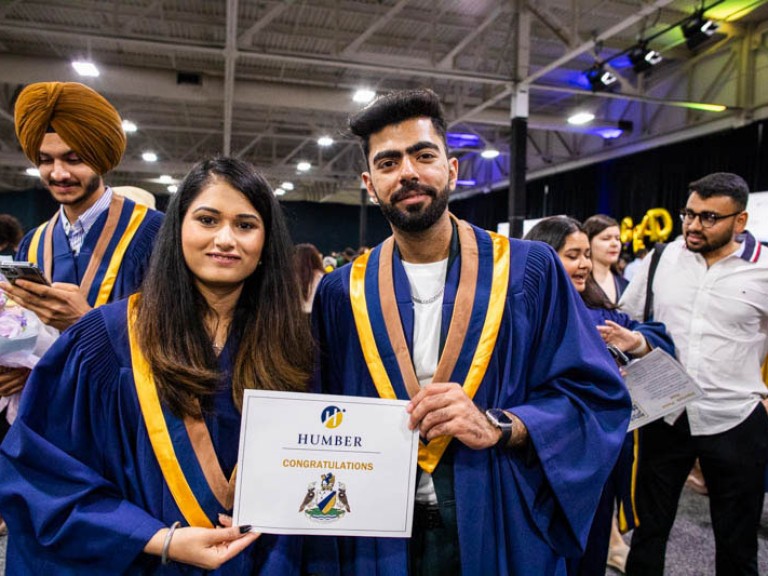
{"left": 223, "top": 0, "right": 238, "bottom": 155}
{"left": 340, "top": 0, "right": 410, "bottom": 57}
{"left": 523, "top": 0, "right": 677, "bottom": 86}
{"left": 437, "top": 4, "right": 508, "bottom": 68}
{"left": 0, "top": 23, "right": 511, "bottom": 86}
{"left": 238, "top": 2, "right": 289, "bottom": 46}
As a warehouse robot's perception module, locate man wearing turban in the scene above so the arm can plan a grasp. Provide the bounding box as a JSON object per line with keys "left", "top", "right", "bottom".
{"left": 0, "top": 82, "right": 164, "bottom": 404}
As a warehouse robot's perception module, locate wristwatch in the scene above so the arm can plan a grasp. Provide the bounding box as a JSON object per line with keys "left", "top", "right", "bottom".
{"left": 485, "top": 408, "right": 513, "bottom": 449}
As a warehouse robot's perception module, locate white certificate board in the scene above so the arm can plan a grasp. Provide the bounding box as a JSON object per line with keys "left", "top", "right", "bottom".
{"left": 624, "top": 348, "right": 704, "bottom": 431}
{"left": 232, "top": 390, "right": 419, "bottom": 537}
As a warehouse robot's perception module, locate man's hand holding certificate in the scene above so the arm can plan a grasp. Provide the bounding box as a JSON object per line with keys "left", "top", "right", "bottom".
{"left": 232, "top": 390, "right": 419, "bottom": 537}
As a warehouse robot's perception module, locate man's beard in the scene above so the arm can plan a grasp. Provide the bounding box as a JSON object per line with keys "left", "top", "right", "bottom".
{"left": 684, "top": 225, "right": 734, "bottom": 255}
{"left": 48, "top": 173, "right": 101, "bottom": 204}
{"left": 377, "top": 181, "right": 450, "bottom": 233}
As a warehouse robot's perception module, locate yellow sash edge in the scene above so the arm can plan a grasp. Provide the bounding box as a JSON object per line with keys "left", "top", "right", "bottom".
{"left": 95, "top": 205, "right": 148, "bottom": 307}
{"left": 349, "top": 247, "right": 397, "bottom": 401}
{"left": 629, "top": 428, "right": 640, "bottom": 530}
{"left": 27, "top": 223, "right": 47, "bottom": 267}
{"left": 463, "top": 231, "right": 510, "bottom": 398}
{"left": 127, "top": 295, "right": 214, "bottom": 528}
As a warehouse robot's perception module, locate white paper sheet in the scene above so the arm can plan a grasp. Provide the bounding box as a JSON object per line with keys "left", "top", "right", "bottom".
{"left": 232, "top": 390, "right": 420, "bottom": 537}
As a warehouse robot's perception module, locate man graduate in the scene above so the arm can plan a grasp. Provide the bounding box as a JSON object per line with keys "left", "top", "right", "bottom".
{"left": 0, "top": 82, "right": 163, "bottom": 397}
{"left": 310, "top": 89, "right": 631, "bottom": 575}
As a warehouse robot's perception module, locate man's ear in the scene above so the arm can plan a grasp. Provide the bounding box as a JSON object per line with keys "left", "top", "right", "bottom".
{"left": 736, "top": 210, "right": 748, "bottom": 234}
{"left": 447, "top": 157, "right": 459, "bottom": 191}
{"left": 362, "top": 172, "right": 378, "bottom": 204}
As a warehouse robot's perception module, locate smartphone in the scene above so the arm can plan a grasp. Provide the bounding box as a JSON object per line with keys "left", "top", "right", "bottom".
{"left": 607, "top": 344, "right": 630, "bottom": 367}
{"left": 0, "top": 262, "right": 50, "bottom": 286}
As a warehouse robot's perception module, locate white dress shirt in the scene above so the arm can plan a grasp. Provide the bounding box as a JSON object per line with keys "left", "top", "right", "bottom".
{"left": 619, "top": 233, "right": 768, "bottom": 435}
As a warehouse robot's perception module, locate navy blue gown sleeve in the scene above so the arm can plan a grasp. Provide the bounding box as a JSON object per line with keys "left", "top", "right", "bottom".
{"left": 589, "top": 307, "right": 675, "bottom": 358}
{"left": 112, "top": 208, "right": 164, "bottom": 300}
{"left": 14, "top": 228, "right": 35, "bottom": 261}
{"left": 501, "top": 241, "right": 631, "bottom": 558}
{"left": 0, "top": 307, "right": 165, "bottom": 574}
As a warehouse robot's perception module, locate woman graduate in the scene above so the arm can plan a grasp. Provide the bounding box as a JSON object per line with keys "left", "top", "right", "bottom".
{"left": 0, "top": 157, "right": 314, "bottom": 574}
{"left": 526, "top": 216, "right": 674, "bottom": 575}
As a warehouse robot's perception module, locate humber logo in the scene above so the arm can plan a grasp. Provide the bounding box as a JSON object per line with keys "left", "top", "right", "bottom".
{"left": 321, "top": 405, "right": 344, "bottom": 429}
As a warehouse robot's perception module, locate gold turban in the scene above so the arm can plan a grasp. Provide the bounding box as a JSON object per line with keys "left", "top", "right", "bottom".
{"left": 14, "top": 82, "right": 126, "bottom": 175}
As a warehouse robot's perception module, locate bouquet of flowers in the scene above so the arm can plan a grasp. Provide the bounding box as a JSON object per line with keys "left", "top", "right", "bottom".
{"left": 0, "top": 292, "right": 59, "bottom": 424}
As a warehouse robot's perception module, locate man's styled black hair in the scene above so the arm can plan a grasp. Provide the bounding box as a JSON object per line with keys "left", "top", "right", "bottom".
{"left": 688, "top": 172, "right": 750, "bottom": 211}
{"left": 348, "top": 88, "right": 448, "bottom": 164}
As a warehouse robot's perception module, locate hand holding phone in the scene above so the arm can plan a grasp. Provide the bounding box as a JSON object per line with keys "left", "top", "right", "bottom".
{"left": 0, "top": 262, "right": 50, "bottom": 286}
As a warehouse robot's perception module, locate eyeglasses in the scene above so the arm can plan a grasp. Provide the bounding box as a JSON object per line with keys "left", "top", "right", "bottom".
{"left": 679, "top": 209, "right": 741, "bottom": 229}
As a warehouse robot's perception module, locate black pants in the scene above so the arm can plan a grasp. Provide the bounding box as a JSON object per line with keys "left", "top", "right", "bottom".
{"left": 409, "top": 449, "right": 461, "bottom": 576}
{"left": 626, "top": 406, "right": 768, "bottom": 576}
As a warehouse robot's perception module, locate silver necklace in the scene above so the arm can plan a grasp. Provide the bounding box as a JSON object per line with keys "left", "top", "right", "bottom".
{"left": 411, "top": 285, "right": 445, "bottom": 305}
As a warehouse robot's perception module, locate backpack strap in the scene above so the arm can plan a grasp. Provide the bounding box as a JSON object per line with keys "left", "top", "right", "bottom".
{"left": 643, "top": 242, "right": 668, "bottom": 322}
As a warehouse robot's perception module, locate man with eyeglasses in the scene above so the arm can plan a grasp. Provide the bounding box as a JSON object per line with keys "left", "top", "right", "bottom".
{"left": 619, "top": 172, "right": 768, "bottom": 576}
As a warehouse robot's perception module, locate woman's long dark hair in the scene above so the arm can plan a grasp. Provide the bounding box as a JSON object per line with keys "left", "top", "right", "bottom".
{"left": 136, "top": 157, "right": 313, "bottom": 417}
{"left": 294, "top": 243, "right": 324, "bottom": 302}
{"left": 525, "top": 216, "right": 614, "bottom": 310}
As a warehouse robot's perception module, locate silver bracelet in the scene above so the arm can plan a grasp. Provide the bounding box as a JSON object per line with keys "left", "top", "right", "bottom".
{"left": 161, "top": 521, "right": 181, "bottom": 566}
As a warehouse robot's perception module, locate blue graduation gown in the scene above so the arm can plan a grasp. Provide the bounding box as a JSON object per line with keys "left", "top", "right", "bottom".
{"left": 16, "top": 196, "right": 164, "bottom": 305}
{"left": 0, "top": 300, "right": 302, "bottom": 574}
{"left": 571, "top": 308, "right": 675, "bottom": 575}
{"left": 310, "top": 229, "right": 631, "bottom": 575}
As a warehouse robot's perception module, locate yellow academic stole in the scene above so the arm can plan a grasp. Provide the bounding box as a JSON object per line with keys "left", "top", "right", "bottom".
{"left": 127, "top": 295, "right": 236, "bottom": 527}
{"left": 349, "top": 217, "right": 509, "bottom": 473}
{"left": 28, "top": 194, "right": 148, "bottom": 306}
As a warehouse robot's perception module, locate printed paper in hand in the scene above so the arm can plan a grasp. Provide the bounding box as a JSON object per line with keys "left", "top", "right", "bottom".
{"left": 232, "top": 390, "right": 419, "bottom": 538}
{"left": 624, "top": 348, "right": 704, "bottom": 431}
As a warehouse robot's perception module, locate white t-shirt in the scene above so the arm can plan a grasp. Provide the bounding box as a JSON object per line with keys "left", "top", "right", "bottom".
{"left": 401, "top": 257, "right": 448, "bottom": 505}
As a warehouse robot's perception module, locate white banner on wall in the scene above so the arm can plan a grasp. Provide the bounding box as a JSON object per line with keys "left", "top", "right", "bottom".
{"left": 747, "top": 192, "right": 768, "bottom": 243}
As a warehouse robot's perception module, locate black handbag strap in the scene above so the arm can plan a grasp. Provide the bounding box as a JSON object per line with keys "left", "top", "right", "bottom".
{"left": 643, "top": 242, "right": 668, "bottom": 322}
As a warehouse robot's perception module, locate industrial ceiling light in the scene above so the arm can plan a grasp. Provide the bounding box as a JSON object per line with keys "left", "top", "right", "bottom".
{"left": 122, "top": 120, "right": 138, "bottom": 133}
{"left": 480, "top": 149, "right": 500, "bottom": 159}
{"left": 446, "top": 132, "right": 482, "bottom": 148}
{"left": 274, "top": 187, "right": 286, "bottom": 196}
{"left": 281, "top": 181, "right": 295, "bottom": 191}
{"left": 167, "top": 185, "right": 178, "bottom": 193}
{"left": 595, "top": 120, "right": 634, "bottom": 139}
{"left": 317, "top": 136, "right": 334, "bottom": 147}
{"left": 584, "top": 64, "right": 617, "bottom": 92}
{"left": 71, "top": 60, "right": 100, "bottom": 77}
{"left": 25, "top": 167, "right": 40, "bottom": 177}
{"left": 629, "top": 42, "right": 662, "bottom": 73}
{"left": 142, "top": 151, "right": 158, "bottom": 162}
{"left": 682, "top": 11, "right": 719, "bottom": 50}
{"left": 567, "top": 111, "right": 595, "bottom": 125}
{"left": 296, "top": 161, "right": 311, "bottom": 172}
{"left": 353, "top": 89, "right": 376, "bottom": 104}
